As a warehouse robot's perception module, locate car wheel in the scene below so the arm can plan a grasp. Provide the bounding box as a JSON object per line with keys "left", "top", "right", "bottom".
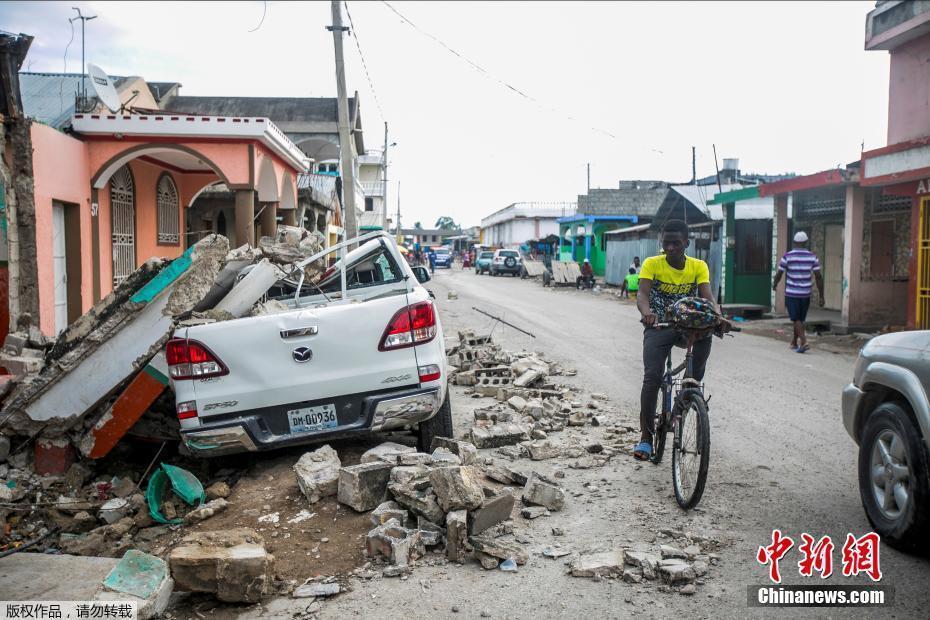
{"left": 417, "top": 392, "right": 453, "bottom": 452}
{"left": 858, "top": 402, "right": 930, "bottom": 552}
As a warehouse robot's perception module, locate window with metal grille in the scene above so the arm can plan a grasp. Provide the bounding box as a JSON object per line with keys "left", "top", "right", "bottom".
{"left": 874, "top": 193, "right": 912, "bottom": 214}
{"left": 870, "top": 220, "right": 895, "bottom": 278}
{"left": 156, "top": 174, "right": 180, "bottom": 244}
{"left": 110, "top": 165, "right": 136, "bottom": 287}
{"left": 798, "top": 198, "right": 845, "bottom": 218}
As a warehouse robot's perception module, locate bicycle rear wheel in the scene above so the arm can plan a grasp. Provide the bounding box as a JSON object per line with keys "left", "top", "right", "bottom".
{"left": 672, "top": 393, "right": 710, "bottom": 509}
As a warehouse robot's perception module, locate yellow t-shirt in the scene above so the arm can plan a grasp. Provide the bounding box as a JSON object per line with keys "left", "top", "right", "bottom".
{"left": 639, "top": 255, "right": 710, "bottom": 317}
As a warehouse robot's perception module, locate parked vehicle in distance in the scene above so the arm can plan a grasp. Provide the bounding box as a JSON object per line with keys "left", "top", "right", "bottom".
{"left": 490, "top": 249, "right": 522, "bottom": 277}
{"left": 432, "top": 246, "right": 452, "bottom": 268}
{"left": 167, "top": 232, "right": 451, "bottom": 457}
{"left": 842, "top": 331, "right": 930, "bottom": 552}
{"left": 475, "top": 251, "right": 495, "bottom": 275}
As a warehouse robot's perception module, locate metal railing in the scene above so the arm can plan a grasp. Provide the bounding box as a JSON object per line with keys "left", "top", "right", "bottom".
{"left": 359, "top": 181, "right": 384, "bottom": 196}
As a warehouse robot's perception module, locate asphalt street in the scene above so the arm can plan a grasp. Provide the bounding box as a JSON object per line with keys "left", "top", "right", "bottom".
{"left": 254, "top": 265, "right": 929, "bottom": 619}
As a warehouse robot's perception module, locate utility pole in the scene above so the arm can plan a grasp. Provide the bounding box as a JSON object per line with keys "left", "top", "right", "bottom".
{"left": 586, "top": 163, "right": 590, "bottom": 193}
{"left": 328, "top": 0, "right": 358, "bottom": 240}
{"left": 70, "top": 8, "right": 97, "bottom": 104}
{"left": 382, "top": 122, "right": 389, "bottom": 231}
{"left": 691, "top": 146, "right": 697, "bottom": 185}
{"left": 395, "top": 181, "right": 402, "bottom": 243}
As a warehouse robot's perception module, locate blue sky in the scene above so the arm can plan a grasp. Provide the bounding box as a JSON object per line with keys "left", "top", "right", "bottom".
{"left": 5, "top": 1, "right": 889, "bottom": 227}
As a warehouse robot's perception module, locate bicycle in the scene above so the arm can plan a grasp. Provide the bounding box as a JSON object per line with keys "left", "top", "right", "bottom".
{"left": 647, "top": 316, "right": 739, "bottom": 510}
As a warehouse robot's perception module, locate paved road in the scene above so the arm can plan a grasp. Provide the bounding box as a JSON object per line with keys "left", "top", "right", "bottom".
{"left": 252, "top": 265, "right": 928, "bottom": 619}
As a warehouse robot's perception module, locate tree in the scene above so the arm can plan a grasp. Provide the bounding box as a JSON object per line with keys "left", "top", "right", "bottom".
{"left": 414, "top": 221, "right": 423, "bottom": 230}
{"left": 435, "top": 216, "right": 458, "bottom": 230}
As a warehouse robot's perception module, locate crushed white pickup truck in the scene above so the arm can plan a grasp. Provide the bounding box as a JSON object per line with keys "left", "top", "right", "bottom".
{"left": 167, "top": 232, "right": 451, "bottom": 457}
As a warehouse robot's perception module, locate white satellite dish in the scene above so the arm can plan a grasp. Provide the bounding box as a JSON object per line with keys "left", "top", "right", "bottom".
{"left": 87, "top": 63, "right": 121, "bottom": 113}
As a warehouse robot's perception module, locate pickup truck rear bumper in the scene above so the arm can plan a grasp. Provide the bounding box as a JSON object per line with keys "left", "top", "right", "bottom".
{"left": 181, "top": 386, "right": 441, "bottom": 457}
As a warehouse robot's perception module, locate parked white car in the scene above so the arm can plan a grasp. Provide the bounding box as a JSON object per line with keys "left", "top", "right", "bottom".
{"left": 167, "top": 232, "right": 450, "bottom": 457}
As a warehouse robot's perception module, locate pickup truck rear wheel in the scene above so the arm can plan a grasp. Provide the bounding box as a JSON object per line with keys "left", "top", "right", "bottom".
{"left": 417, "top": 393, "right": 453, "bottom": 452}
{"left": 858, "top": 402, "right": 930, "bottom": 552}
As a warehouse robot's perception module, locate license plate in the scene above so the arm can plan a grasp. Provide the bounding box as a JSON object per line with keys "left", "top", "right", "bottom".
{"left": 287, "top": 404, "right": 338, "bottom": 434}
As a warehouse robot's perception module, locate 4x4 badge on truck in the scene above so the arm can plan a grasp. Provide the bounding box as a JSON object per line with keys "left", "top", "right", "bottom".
{"left": 292, "top": 347, "right": 313, "bottom": 363}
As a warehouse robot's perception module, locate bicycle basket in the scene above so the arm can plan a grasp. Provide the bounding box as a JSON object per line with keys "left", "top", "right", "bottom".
{"left": 667, "top": 297, "right": 719, "bottom": 329}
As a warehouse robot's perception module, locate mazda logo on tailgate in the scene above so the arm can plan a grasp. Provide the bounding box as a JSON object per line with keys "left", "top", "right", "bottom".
{"left": 292, "top": 347, "right": 313, "bottom": 363}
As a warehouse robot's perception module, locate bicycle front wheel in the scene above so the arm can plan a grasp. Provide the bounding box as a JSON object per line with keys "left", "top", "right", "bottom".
{"left": 672, "top": 394, "right": 710, "bottom": 510}
{"left": 650, "top": 411, "right": 667, "bottom": 465}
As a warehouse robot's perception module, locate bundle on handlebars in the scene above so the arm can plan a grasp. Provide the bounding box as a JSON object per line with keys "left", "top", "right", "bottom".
{"left": 643, "top": 297, "right": 740, "bottom": 337}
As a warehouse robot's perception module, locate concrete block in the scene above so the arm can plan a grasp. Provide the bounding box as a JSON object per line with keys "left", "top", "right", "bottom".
{"left": 430, "top": 437, "right": 478, "bottom": 465}
{"left": 507, "top": 395, "right": 527, "bottom": 412}
{"left": 570, "top": 550, "right": 626, "bottom": 578}
{"left": 470, "top": 424, "right": 529, "bottom": 449}
{"left": 366, "top": 518, "right": 421, "bottom": 566}
{"left": 360, "top": 441, "right": 416, "bottom": 464}
{"left": 168, "top": 528, "right": 273, "bottom": 603}
{"left": 431, "top": 447, "right": 462, "bottom": 466}
{"left": 468, "top": 534, "right": 528, "bottom": 565}
{"left": 526, "top": 440, "right": 560, "bottom": 461}
{"left": 388, "top": 482, "right": 445, "bottom": 524}
{"left": 97, "top": 550, "right": 173, "bottom": 620}
{"left": 429, "top": 466, "right": 485, "bottom": 512}
{"left": 294, "top": 445, "right": 341, "bottom": 504}
{"left": 522, "top": 474, "right": 565, "bottom": 511}
{"left": 337, "top": 461, "right": 394, "bottom": 512}
{"left": 445, "top": 510, "right": 468, "bottom": 563}
{"left": 469, "top": 492, "right": 515, "bottom": 535}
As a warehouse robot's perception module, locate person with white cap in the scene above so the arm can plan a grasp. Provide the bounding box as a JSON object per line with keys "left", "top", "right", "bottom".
{"left": 577, "top": 258, "right": 595, "bottom": 289}
{"left": 773, "top": 231, "right": 824, "bottom": 353}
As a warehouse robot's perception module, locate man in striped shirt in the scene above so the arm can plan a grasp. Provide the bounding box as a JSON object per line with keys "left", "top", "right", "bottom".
{"left": 773, "top": 231, "right": 824, "bottom": 353}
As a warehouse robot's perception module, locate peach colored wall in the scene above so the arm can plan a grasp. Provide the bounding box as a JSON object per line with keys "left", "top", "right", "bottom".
{"left": 888, "top": 34, "right": 930, "bottom": 144}
{"left": 29, "top": 124, "right": 93, "bottom": 335}
{"left": 96, "top": 161, "right": 221, "bottom": 298}
{"left": 87, "top": 140, "right": 252, "bottom": 187}
{"left": 254, "top": 144, "right": 299, "bottom": 207}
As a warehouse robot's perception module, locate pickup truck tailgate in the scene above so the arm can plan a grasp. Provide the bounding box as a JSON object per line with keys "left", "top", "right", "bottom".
{"left": 183, "top": 293, "right": 420, "bottom": 417}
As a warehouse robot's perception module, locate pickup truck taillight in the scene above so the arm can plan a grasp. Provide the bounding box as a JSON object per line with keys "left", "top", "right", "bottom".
{"left": 166, "top": 338, "right": 228, "bottom": 380}
{"left": 379, "top": 301, "right": 437, "bottom": 351}
{"left": 176, "top": 400, "right": 198, "bottom": 420}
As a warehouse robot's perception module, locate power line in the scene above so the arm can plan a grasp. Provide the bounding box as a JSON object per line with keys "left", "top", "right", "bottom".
{"left": 344, "top": 1, "right": 385, "bottom": 123}
{"left": 59, "top": 15, "right": 76, "bottom": 116}
{"left": 380, "top": 0, "right": 623, "bottom": 142}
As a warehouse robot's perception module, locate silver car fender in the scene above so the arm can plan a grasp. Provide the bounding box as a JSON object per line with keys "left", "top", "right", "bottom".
{"left": 859, "top": 361, "right": 930, "bottom": 452}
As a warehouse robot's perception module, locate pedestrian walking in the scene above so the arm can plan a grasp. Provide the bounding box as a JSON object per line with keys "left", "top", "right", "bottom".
{"left": 630, "top": 256, "right": 641, "bottom": 273}
{"left": 773, "top": 231, "right": 825, "bottom": 353}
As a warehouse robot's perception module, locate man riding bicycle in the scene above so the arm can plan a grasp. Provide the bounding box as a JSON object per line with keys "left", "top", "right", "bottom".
{"left": 633, "top": 219, "right": 728, "bottom": 461}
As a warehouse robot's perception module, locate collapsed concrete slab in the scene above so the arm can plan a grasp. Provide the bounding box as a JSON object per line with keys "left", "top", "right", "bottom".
{"left": 168, "top": 528, "right": 273, "bottom": 603}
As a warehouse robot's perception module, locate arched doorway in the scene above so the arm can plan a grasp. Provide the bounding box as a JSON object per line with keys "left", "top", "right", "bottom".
{"left": 109, "top": 165, "right": 136, "bottom": 286}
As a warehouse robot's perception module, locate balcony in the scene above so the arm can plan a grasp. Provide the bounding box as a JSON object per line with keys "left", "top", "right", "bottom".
{"left": 865, "top": 0, "right": 930, "bottom": 50}
{"left": 359, "top": 181, "right": 384, "bottom": 197}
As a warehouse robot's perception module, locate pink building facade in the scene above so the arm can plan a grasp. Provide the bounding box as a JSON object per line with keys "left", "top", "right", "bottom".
{"left": 28, "top": 113, "right": 307, "bottom": 336}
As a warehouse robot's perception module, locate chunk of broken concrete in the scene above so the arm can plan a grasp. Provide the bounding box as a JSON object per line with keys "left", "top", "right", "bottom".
{"left": 360, "top": 441, "right": 416, "bottom": 464}
{"left": 429, "top": 466, "right": 485, "bottom": 512}
{"left": 526, "top": 440, "right": 560, "bottom": 461}
{"left": 470, "top": 492, "right": 515, "bottom": 535}
{"left": 446, "top": 510, "right": 468, "bottom": 563}
{"left": 570, "top": 550, "right": 626, "bottom": 578}
{"left": 185, "top": 498, "right": 229, "bottom": 524}
{"left": 366, "top": 518, "right": 421, "bottom": 566}
{"left": 482, "top": 464, "right": 528, "bottom": 486}
{"left": 430, "top": 437, "right": 479, "bottom": 466}
{"left": 96, "top": 550, "right": 173, "bottom": 620}
{"left": 204, "top": 481, "right": 230, "bottom": 500}
{"left": 470, "top": 424, "right": 530, "bottom": 449}
{"left": 431, "top": 447, "right": 462, "bottom": 466}
{"left": 370, "top": 501, "right": 409, "bottom": 526}
{"left": 294, "top": 445, "right": 341, "bottom": 504}
{"left": 293, "top": 582, "right": 341, "bottom": 598}
{"left": 388, "top": 482, "right": 445, "bottom": 524}
{"left": 521, "top": 506, "right": 548, "bottom": 519}
{"left": 468, "top": 534, "right": 528, "bottom": 565}
{"left": 658, "top": 559, "right": 696, "bottom": 585}
{"left": 168, "top": 528, "right": 273, "bottom": 603}
{"left": 99, "top": 498, "right": 130, "bottom": 524}
{"left": 522, "top": 474, "right": 565, "bottom": 511}
{"left": 506, "top": 395, "right": 527, "bottom": 413}
{"left": 338, "top": 461, "right": 394, "bottom": 512}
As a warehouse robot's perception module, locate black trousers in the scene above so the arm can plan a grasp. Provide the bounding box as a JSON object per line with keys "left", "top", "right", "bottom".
{"left": 639, "top": 328, "right": 712, "bottom": 440}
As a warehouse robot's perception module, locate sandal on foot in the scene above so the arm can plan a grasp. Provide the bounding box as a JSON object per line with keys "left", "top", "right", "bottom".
{"left": 796, "top": 344, "right": 810, "bottom": 353}
{"left": 633, "top": 441, "right": 652, "bottom": 461}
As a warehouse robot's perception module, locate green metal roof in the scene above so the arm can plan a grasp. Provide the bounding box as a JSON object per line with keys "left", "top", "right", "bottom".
{"left": 707, "top": 185, "right": 760, "bottom": 205}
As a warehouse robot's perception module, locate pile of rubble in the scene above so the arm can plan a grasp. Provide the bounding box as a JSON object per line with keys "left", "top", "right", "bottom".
{"left": 292, "top": 438, "right": 565, "bottom": 575}
{"left": 568, "top": 536, "right": 721, "bottom": 596}
{"left": 446, "top": 331, "right": 633, "bottom": 464}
